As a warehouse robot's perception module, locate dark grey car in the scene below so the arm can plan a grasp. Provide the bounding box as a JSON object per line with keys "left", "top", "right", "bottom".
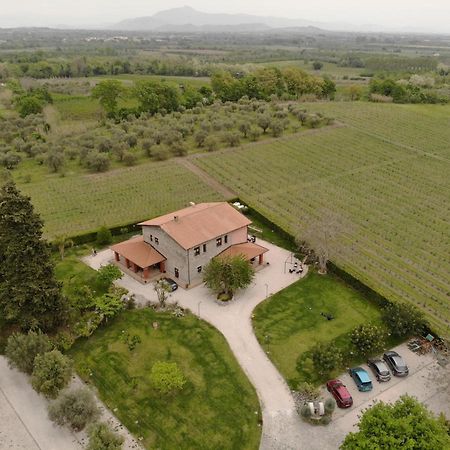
{"left": 162, "top": 277, "right": 178, "bottom": 291}
{"left": 367, "top": 359, "right": 391, "bottom": 382}
{"left": 383, "top": 351, "right": 409, "bottom": 377}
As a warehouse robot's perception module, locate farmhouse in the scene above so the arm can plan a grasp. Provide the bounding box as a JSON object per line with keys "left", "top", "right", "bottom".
{"left": 110, "top": 202, "right": 268, "bottom": 288}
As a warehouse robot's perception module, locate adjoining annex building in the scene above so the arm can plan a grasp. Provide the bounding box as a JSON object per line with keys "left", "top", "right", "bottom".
{"left": 110, "top": 202, "right": 268, "bottom": 288}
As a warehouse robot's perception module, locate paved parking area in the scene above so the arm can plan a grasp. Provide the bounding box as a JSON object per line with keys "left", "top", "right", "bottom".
{"left": 321, "top": 343, "right": 450, "bottom": 436}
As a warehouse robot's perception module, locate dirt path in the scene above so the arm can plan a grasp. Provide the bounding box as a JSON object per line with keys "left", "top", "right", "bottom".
{"left": 176, "top": 158, "right": 237, "bottom": 199}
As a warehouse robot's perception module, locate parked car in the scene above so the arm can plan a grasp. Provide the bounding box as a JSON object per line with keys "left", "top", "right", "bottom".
{"left": 367, "top": 359, "right": 391, "bottom": 382}
{"left": 162, "top": 277, "right": 178, "bottom": 292}
{"left": 326, "top": 379, "right": 353, "bottom": 408}
{"left": 383, "top": 351, "right": 409, "bottom": 376}
{"left": 349, "top": 367, "right": 373, "bottom": 392}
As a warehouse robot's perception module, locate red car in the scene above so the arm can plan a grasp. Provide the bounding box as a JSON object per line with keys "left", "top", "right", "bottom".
{"left": 326, "top": 379, "right": 353, "bottom": 408}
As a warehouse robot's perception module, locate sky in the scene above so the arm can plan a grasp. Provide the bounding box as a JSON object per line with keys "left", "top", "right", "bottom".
{"left": 0, "top": 0, "right": 449, "bottom": 33}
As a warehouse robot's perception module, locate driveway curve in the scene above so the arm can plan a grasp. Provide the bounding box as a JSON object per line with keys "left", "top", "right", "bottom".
{"left": 87, "top": 240, "right": 343, "bottom": 449}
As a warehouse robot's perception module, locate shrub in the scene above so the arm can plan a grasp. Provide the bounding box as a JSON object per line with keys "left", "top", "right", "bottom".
{"left": 150, "top": 361, "right": 186, "bottom": 395}
{"left": 296, "top": 381, "right": 320, "bottom": 400}
{"left": 222, "top": 131, "right": 241, "bottom": 147}
{"left": 248, "top": 126, "right": 262, "bottom": 141}
{"left": 204, "top": 135, "right": 219, "bottom": 152}
{"left": 87, "top": 422, "right": 124, "bottom": 450}
{"left": 31, "top": 350, "right": 72, "bottom": 398}
{"left": 152, "top": 145, "right": 170, "bottom": 161}
{"left": 381, "top": 302, "right": 427, "bottom": 338}
{"left": 5, "top": 331, "right": 52, "bottom": 374}
{"left": 300, "top": 404, "right": 312, "bottom": 419}
{"left": 48, "top": 388, "right": 99, "bottom": 431}
{"left": 122, "top": 151, "right": 137, "bottom": 166}
{"left": 324, "top": 397, "right": 336, "bottom": 414}
{"left": 141, "top": 138, "right": 155, "bottom": 157}
{"left": 194, "top": 130, "right": 208, "bottom": 147}
{"left": 86, "top": 152, "right": 110, "bottom": 172}
{"left": 350, "top": 323, "right": 387, "bottom": 356}
{"left": 309, "top": 342, "right": 343, "bottom": 377}
{"left": 96, "top": 226, "right": 112, "bottom": 246}
{"left": 320, "top": 415, "right": 331, "bottom": 425}
{"left": 45, "top": 151, "right": 65, "bottom": 173}
{"left": 269, "top": 120, "right": 284, "bottom": 137}
{"left": 97, "top": 264, "right": 123, "bottom": 288}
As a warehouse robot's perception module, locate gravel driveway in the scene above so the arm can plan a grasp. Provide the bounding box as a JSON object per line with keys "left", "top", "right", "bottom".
{"left": 86, "top": 241, "right": 450, "bottom": 450}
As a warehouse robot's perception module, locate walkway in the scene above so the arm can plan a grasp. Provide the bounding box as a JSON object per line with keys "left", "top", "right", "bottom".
{"left": 87, "top": 240, "right": 344, "bottom": 449}
{"left": 0, "top": 357, "right": 83, "bottom": 450}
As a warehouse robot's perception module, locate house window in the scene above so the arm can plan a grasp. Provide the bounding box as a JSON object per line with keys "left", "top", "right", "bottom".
{"left": 216, "top": 237, "right": 222, "bottom": 247}
{"left": 203, "top": 244, "right": 207, "bottom": 252}
{"left": 154, "top": 237, "right": 159, "bottom": 244}
{"left": 150, "top": 234, "right": 153, "bottom": 241}
{"left": 224, "top": 235, "right": 228, "bottom": 244}
{"left": 194, "top": 246, "right": 200, "bottom": 256}
{"left": 174, "top": 268, "right": 179, "bottom": 278}
{"left": 197, "top": 266, "right": 202, "bottom": 273}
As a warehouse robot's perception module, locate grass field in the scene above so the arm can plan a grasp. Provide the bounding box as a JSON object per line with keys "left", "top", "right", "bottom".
{"left": 194, "top": 103, "right": 450, "bottom": 338}
{"left": 70, "top": 309, "right": 261, "bottom": 450}
{"left": 15, "top": 160, "right": 225, "bottom": 238}
{"left": 253, "top": 272, "right": 398, "bottom": 386}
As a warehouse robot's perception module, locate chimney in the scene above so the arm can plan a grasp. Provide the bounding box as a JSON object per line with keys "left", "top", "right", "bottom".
{"left": 174, "top": 215, "right": 179, "bottom": 222}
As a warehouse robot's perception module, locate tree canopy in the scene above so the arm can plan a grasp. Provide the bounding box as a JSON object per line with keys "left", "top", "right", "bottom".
{"left": 203, "top": 255, "right": 255, "bottom": 299}
{"left": 341, "top": 395, "right": 450, "bottom": 449}
{"left": 0, "top": 181, "right": 67, "bottom": 330}
{"left": 91, "top": 79, "right": 124, "bottom": 116}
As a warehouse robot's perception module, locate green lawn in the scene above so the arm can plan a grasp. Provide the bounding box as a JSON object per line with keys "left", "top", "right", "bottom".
{"left": 253, "top": 272, "right": 393, "bottom": 387}
{"left": 70, "top": 309, "right": 261, "bottom": 450}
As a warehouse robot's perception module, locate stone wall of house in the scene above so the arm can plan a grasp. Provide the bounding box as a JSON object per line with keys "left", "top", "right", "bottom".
{"left": 187, "top": 226, "right": 248, "bottom": 285}
{"left": 142, "top": 225, "right": 190, "bottom": 287}
{"left": 142, "top": 225, "right": 249, "bottom": 288}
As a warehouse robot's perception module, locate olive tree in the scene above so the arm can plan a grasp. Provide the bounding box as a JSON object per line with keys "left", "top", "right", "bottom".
{"left": 48, "top": 388, "right": 99, "bottom": 431}
{"left": 31, "top": 350, "right": 72, "bottom": 398}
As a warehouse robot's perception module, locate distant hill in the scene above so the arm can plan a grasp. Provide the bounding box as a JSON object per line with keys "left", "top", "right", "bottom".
{"left": 109, "top": 6, "right": 339, "bottom": 32}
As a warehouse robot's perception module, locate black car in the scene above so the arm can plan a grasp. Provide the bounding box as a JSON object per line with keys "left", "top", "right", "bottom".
{"left": 162, "top": 277, "right": 178, "bottom": 292}
{"left": 383, "top": 351, "right": 409, "bottom": 377}
{"left": 367, "top": 359, "right": 391, "bottom": 382}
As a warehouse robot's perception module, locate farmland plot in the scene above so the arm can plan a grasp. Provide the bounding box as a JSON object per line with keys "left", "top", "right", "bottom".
{"left": 17, "top": 161, "right": 224, "bottom": 238}
{"left": 194, "top": 114, "right": 450, "bottom": 337}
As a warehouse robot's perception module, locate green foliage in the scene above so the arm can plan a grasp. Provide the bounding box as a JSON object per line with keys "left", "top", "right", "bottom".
{"left": 350, "top": 323, "right": 386, "bottom": 357}
{"left": 48, "top": 387, "right": 100, "bottom": 431}
{"left": 92, "top": 80, "right": 124, "bottom": 116}
{"left": 154, "top": 279, "right": 170, "bottom": 308}
{"left": 45, "top": 150, "right": 65, "bottom": 173}
{"left": 313, "top": 61, "right": 323, "bottom": 70}
{"left": 296, "top": 381, "right": 320, "bottom": 400}
{"left": 381, "top": 302, "right": 427, "bottom": 338}
{"left": 149, "top": 361, "right": 186, "bottom": 395}
{"left": 5, "top": 331, "right": 52, "bottom": 374}
{"left": 341, "top": 395, "right": 450, "bottom": 449}
{"left": 87, "top": 422, "right": 124, "bottom": 450}
{"left": 31, "top": 350, "right": 72, "bottom": 398}
{"left": 134, "top": 80, "right": 180, "bottom": 114}
{"left": 97, "top": 264, "right": 123, "bottom": 288}
{"left": 0, "top": 182, "right": 66, "bottom": 330}
{"left": 96, "top": 226, "right": 112, "bottom": 246}
{"left": 16, "top": 95, "right": 44, "bottom": 117}
{"left": 324, "top": 397, "right": 336, "bottom": 414}
{"left": 309, "top": 342, "right": 343, "bottom": 377}
{"left": 94, "top": 291, "right": 124, "bottom": 322}
{"left": 300, "top": 404, "right": 312, "bottom": 419}
{"left": 203, "top": 255, "right": 255, "bottom": 298}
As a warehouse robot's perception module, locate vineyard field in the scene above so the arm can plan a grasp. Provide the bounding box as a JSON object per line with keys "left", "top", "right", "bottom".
{"left": 193, "top": 106, "right": 450, "bottom": 337}
{"left": 16, "top": 161, "right": 224, "bottom": 238}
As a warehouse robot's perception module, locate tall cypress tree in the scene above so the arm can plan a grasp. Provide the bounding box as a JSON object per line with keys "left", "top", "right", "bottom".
{"left": 0, "top": 181, "right": 67, "bottom": 330}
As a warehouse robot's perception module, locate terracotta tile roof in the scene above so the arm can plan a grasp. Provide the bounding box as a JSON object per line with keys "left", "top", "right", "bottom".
{"left": 110, "top": 236, "right": 166, "bottom": 268}
{"left": 218, "top": 242, "right": 269, "bottom": 260}
{"left": 138, "top": 202, "right": 252, "bottom": 250}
